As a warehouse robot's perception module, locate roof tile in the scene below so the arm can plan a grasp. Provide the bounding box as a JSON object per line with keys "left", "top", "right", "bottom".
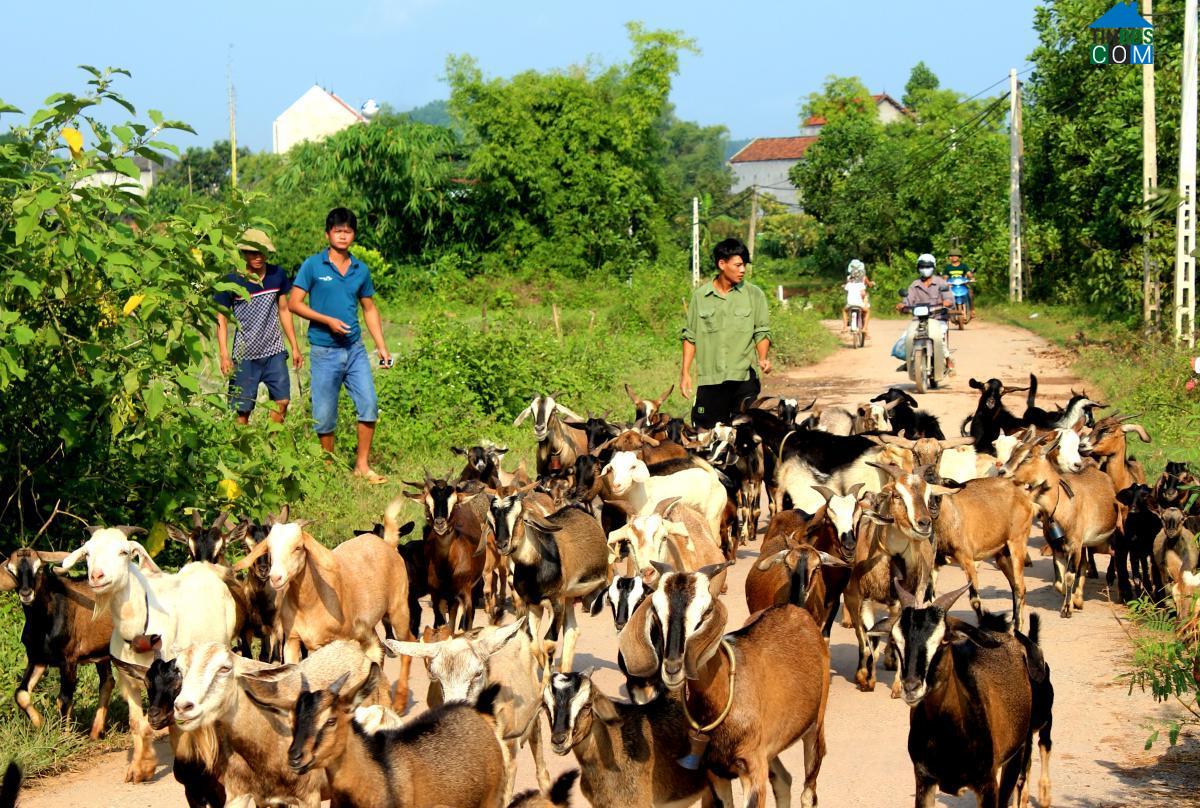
{"left": 729, "top": 136, "right": 820, "bottom": 163}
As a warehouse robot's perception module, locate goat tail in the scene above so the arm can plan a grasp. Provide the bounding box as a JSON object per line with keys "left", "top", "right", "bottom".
{"left": 1027, "top": 612, "right": 1042, "bottom": 647}
{"left": 383, "top": 495, "right": 405, "bottom": 547}
{"left": 976, "top": 609, "right": 1012, "bottom": 635}
{"left": 959, "top": 414, "right": 973, "bottom": 437}
{"left": 1027, "top": 374, "right": 1038, "bottom": 410}
{"left": 1, "top": 761, "right": 21, "bottom": 808}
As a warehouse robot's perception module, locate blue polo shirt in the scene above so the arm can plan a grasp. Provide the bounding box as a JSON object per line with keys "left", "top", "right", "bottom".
{"left": 293, "top": 249, "right": 376, "bottom": 347}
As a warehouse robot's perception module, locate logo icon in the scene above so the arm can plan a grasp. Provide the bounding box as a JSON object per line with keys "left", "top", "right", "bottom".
{"left": 1089, "top": 2, "right": 1154, "bottom": 65}
{"left": 318, "top": 275, "right": 333, "bottom": 282}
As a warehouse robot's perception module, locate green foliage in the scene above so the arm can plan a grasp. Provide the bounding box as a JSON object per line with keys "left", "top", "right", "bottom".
{"left": 446, "top": 23, "right": 697, "bottom": 274}
{"left": 658, "top": 106, "right": 733, "bottom": 210}
{"left": 1122, "top": 596, "right": 1200, "bottom": 748}
{"left": 790, "top": 72, "right": 1009, "bottom": 296}
{"left": 0, "top": 68, "right": 318, "bottom": 547}
{"left": 1024, "top": 0, "right": 1185, "bottom": 316}
{"left": 902, "top": 61, "right": 940, "bottom": 111}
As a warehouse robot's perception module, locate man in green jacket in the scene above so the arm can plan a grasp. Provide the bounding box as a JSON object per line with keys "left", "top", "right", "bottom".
{"left": 680, "top": 238, "right": 772, "bottom": 428}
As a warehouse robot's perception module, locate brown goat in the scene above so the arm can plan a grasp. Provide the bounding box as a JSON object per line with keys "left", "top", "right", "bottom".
{"left": 624, "top": 382, "right": 674, "bottom": 421}
{"left": 931, "top": 476, "right": 1036, "bottom": 631}
{"left": 1152, "top": 508, "right": 1198, "bottom": 613}
{"left": 1, "top": 548, "right": 114, "bottom": 737}
{"left": 619, "top": 565, "right": 830, "bottom": 807}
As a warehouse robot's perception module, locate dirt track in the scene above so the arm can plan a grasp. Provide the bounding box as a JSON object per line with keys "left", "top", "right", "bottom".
{"left": 22, "top": 316, "right": 1186, "bottom": 806}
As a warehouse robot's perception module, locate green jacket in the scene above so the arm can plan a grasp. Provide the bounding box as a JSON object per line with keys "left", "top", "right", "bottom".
{"left": 681, "top": 280, "right": 772, "bottom": 387}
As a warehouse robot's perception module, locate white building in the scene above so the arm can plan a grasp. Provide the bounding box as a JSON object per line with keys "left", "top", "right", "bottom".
{"left": 730, "top": 93, "right": 906, "bottom": 208}
{"left": 272, "top": 85, "right": 366, "bottom": 155}
{"left": 73, "top": 154, "right": 174, "bottom": 197}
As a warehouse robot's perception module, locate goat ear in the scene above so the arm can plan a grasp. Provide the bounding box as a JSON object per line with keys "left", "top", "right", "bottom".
{"left": 0, "top": 562, "right": 16, "bottom": 592}
{"left": 127, "top": 542, "right": 161, "bottom": 573}
{"left": 590, "top": 588, "right": 609, "bottom": 616}
{"left": 755, "top": 548, "right": 791, "bottom": 571}
{"left": 817, "top": 551, "right": 850, "bottom": 568}
{"left": 479, "top": 618, "right": 527, "bottom": 656}
{"left": 383, "top": 639, "right": 441, "bottom": 659}
{"left": 225, "top": 520, "right": 251, "bottom": 552}
{"left": 238, "top": 675, "right": 296, "bottom": 714}
{"left": 861, "top": 509, "right": 894, "bottom": 526}
{"left": 590, "top": 689, "right": 622, "bottom": 724}
{"left": 1122, "top": 424, "right": 1152, "bottom": 443}
{"left": 969, "top": 378, "right": 983, "bottom": 390}
{"left": 652, "top": 496, "right": 682, "bottom": 518}
{"left": 233, "top": 538, "right": 271, "bottom": 572}
{"left": 684, "top": 599, "right": 727, "bottom": 679}
{"left": 617, "top": 596, "right": 660, "bottom": 678}
{"left": 57, "top": 544, "right": 89, "bottom": 573}
{"left": 655, "top": 384, "right": 674, "bottom": 406}
{"left": 110, "top": 657, "right": 150, "bottom": 688}
{"left": 624, "top": 383, "right": 640, "bottom": 405}
{"left": 450, "top": 446, "right": 466, "bottom": 456}
{"left": 649, "top": 560, "right": 675, "bottom": 579}
{"left": 939, "top": 436, "right": 975, "bottom": 449}
{"left": 513, "top": 406, "right": 532, "bottom": 427}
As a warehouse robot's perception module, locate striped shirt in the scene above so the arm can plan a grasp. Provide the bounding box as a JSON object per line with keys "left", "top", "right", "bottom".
{"left": 214, "top": 265, "right": 291, "bottom": 360}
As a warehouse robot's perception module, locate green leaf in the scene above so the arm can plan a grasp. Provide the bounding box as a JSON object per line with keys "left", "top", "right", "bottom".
{"left": 148, "top": 109, "right": 164, "bottom": 126}
{"left": 0, "top": 102, "right": 22, "bottom": 115}
{"left": 112, "top": 156, "right": 140, "bottom": 179}
{"left": 10, "top": 324, "right": 34, "bottom": 345}
{"left": 13, "top": 213, "right": 39, "bottom": 245}
{"left": 123, "top": 370, "right": 140, "bottom": 395}
{"left": 144, "top": 382, "right": 165, "bottom": 418}
{"left": 177, "top": 374, "right": 200, "bottom": 393}
{"left": 29, "top": 108, "right": 55, "bottom": 126}
{"left": 35, "top": 188, "right": 62, "bottom": 211}
{"left": 112, "top": 125, "right": 134, "bottom": 146}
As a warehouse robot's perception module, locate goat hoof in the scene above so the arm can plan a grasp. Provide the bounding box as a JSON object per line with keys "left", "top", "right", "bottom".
{"left": 126, "top": 760, "right": 156, "bottom": 783}
{"left": 889, "top": 680, "right": 903, "bottom": 699}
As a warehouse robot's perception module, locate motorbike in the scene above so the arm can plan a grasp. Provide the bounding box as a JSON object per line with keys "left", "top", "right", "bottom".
{"left": 948, "top": 276, "right": 973, "bottom": 329}
{"left": 847, "top": 305, "right": 866, "bottom": 349}
{"left": 899, "top": 302, "right": 950, "bottom": 393}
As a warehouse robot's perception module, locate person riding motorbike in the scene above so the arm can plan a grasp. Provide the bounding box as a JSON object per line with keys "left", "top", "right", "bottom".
{"left": 945, "top": 248, "right": 974, "bottom": 308}
{"left": 842, "top": 258, "right": 873, "bottom": 337}
{"left": 896, "top": 253, "right": 954, "bottom": 372}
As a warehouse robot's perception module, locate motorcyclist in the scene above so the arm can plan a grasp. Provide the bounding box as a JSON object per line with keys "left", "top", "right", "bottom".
{"left": 896, "top": 253, "right": 954, "bottom": 372}
{"left": 842, "top": 258, "right": 873, "bottom": 336}
{"left": 945, "top": 248, "right": 974, "bottom": 308}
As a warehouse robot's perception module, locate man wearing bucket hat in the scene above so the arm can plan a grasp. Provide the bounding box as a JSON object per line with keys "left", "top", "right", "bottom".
{"left": 214, "top": 228, "right": 303, "bottom": 424}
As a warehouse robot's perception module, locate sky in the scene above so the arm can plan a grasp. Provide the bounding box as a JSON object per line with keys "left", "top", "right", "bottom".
{"left": 0, "top": 0, "right": 1042, "bottom": 153}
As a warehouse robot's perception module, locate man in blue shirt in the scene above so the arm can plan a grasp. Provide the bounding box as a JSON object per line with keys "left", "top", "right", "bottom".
{"left": 214, "top": 228, "right": 302, "bottom": 424}
{"left": 288, "top": 208, "right": 392, "bottom": 484}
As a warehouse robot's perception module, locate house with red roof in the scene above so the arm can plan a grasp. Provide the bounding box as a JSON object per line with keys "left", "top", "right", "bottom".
{"left": 729, "top": 92, "right": 905, "bottom": 207}
{"left": 273, "top": 85, "right": 368, "bottom": 155}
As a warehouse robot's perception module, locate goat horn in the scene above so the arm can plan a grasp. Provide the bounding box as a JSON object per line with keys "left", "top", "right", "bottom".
{"left": 884, "top": 398, "right": 904, "bottom": 411}
{"left": 655, "top": 384, "right": 674, "bottom": 405}
{"left": 192, "top": 510, "right": 203, "bottom": 530}
{"left": 624, "top": 384, "right": 640, "bottom": 405}
{"left": 212, "top": 511, "right": 231, "bottom": 531}
{"left": 1000, "top": 385, "right": 1029, "bottom": 395}
{"left": 893, "top": 576, "right": 917, "bottom": 608}
{"left": 115, "top": 526, "right": 147, "bottom": 537}
{"left": 932, "top": 583, "right": 971, "bottom": 613}
{"left": 278, "top": 504, "right": 290, "bottom": 524}
{"left": 938, "top": 436, "right": 975, "bottom": 449}
{"left": 1122, "top": 424, "right": 1152, "bottom": 443}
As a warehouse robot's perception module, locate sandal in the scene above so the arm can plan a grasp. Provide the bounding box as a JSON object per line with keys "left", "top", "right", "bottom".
{"left": 353, "top": 469, "right": 388, "bottom": 485}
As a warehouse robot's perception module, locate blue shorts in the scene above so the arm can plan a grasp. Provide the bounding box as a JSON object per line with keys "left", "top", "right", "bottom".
{"left": 229, "top": 352, "right": 290, "bottom": 414}
{"left": 309, "top": 342, "right": 378, "bottom": 434}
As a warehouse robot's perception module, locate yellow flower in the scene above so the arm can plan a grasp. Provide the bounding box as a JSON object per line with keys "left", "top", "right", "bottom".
{"left": 190, "top": 247, "right": 205, "bottom": 266}
{"left": 217, "top": 479, "right": 241, "bottom": 500}
{"left": 122, "top": 294, "right": 145, "bottom": 316}
{"left": 61, "top": 127, "right": 84, "bottom": 159}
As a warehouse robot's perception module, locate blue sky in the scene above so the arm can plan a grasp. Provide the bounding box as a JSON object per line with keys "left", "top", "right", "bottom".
{"left": 0, "top": 0, "right": 1041, "bottom": 152}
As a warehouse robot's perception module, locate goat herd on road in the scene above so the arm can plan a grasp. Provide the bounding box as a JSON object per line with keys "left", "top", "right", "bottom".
{"left": 2, "top": 377, "right": 1199, "bottom": 808}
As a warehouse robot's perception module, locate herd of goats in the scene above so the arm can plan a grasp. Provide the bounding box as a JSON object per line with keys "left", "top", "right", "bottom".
{"left": 2, "top": 376, "right": 1199, "bottom": 808}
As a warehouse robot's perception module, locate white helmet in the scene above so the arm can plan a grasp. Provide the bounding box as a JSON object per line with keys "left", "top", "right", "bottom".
{"left": 917, "top": 253, "right": 936, "bottom": 278}
{"left": 846, "top": 259, "right": 865, "bottom": 277}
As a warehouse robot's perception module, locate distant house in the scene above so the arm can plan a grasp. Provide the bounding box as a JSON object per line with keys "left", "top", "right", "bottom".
{"left": 729, "top": 93, "right": 906, "bottom": 208}
{"left": 74, "top": 154, "right": 175, "bottom": 197}
{"left": 272, "top": 85, "right": 366, "bottom": 155}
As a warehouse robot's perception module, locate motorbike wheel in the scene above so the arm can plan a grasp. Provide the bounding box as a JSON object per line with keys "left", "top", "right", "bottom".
{"left": 955, "top": 305, "right": 965, "bottom": 330}
{"left": 913, "top": 347, "right": 928, "bottom": 394}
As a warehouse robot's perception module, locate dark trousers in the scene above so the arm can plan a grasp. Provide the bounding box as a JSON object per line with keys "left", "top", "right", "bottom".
{"left": 692, "top": 372, "right": 761, "bottom": 429}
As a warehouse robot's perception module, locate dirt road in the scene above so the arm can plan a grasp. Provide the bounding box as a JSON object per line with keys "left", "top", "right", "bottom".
{"left": 23, "top": 316, "right": 1184, "bottom": 806}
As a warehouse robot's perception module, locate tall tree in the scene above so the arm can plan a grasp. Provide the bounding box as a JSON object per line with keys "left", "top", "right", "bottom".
{"left": 903, "top": 61, "right": 941, "bottom": 111}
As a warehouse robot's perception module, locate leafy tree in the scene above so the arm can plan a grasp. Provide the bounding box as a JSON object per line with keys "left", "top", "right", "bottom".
{"left": 0, "top": 68, "right": 316, "bottom": 546}
{"left": 447, "top": 22, "right": 697, "bottom": 274}
{"left": 1023, "top": 0, "right": 1184, "bottom": 315}
{"left": 658, "top": 105, "right": 733, "bottom": 216}
{"left": 903, "top": 61, "right": 941, "bottom": 111}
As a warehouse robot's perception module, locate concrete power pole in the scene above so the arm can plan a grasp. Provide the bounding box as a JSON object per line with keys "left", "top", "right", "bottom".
{"left": 1175, "top": 0, "right": 1197, "bottom": 347}
{"left": 747, "top": 185, "right": 759, "bottom": 263}
{"left": 227, "top": 49, "right": 238, "bottom": 189}
{"left": 1143, "top": 0, "right": 1159, "bottom": 325}
{"left": 691, "top": 197, "right": 700, "bottom": 287}
{"left": 1008, "top": 69, "right": 1024, "bottom": 302}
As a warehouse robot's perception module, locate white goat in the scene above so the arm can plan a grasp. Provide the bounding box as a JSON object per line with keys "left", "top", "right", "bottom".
{"left": 58, "top": 527, "right": 238, "bottom": 783}
{"left": 386, "top": 618, "right": 550, "bottom": 804}
{"left": 600, "top": 451, "right": 727, "bottom": 540}
{"left": 605, "top": 499, "right": 724, "bottom": 580}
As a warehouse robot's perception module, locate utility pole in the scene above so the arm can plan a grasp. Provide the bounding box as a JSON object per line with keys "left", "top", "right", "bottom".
{"left": 747, "top": 185, "right": 759, "bottom": 263}
{"left": 691, "top": 197, "right": 700, "bottom": 287}
{"left": 1008, "top": 69, "right": 1024, "bottom": 302}
{"left": 1175, "top": 0, "right": 1198, "bottom": 347}
{"left": 1143, "top": 0, "right": 1159, "bottom": 325}
{"left": 227, "top": 47, "right": 239, "bottom": 189}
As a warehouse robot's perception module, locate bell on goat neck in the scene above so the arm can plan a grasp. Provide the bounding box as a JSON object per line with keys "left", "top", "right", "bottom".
{"left": 678, "top": 729, "right": 709, "bottom": 770}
